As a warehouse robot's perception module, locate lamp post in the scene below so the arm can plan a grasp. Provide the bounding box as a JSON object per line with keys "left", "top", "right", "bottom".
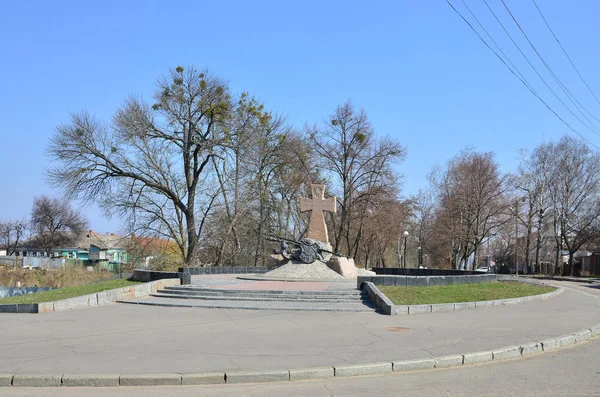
{"left": 403, "top": 231, "right": 409, "bottom": 268}
{"left": 418, "top": 246, "right": 422, "bottom": 268}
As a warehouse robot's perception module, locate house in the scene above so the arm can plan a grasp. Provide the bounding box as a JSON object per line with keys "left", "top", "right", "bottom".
{"left": 51, "top": 248, "right": 89, "bottom": 260}
{"left": 82, "top": 230, "right": 129, "bottom": 270}
{"left": 13, "top": 247, "right": 50, "bottom": 257}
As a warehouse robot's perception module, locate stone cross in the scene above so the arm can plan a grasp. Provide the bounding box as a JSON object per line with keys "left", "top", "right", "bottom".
{"left": 300, "top": 184, "right": 337, "bottom": 243}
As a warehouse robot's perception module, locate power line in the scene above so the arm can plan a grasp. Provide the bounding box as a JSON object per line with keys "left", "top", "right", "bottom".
{"left": 483, "top": 0, "right": 600, "bottom": 137}
{"left": 498, "top": 0, "right": 600, "bottom": 135}
{"left": 459, "top": 0, "right": 533, "bottom": 93}
{"left": 531, "top": 0, "right": 600, "bottom": 107}
{"left": 445, "top": 0, "right": 600, "bottom": 150}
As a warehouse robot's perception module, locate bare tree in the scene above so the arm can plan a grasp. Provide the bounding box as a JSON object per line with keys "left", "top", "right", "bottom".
{"left": 309, "top": 100, "right": 406, "bottom": 257}
{"left": 550, "top": 136, "right": 600, "bottom": 276}
{"left": 411, "top": 189, "right": 436, "bottom": 267}
{"left": 30, "top": 196, "right": 88, "bottom": 255}
{"left": 47, "top": 66, "right": 232, "bottom": 265}
{"left": 0, "top": 218, "right": 28, "bottom": 255}
{"left": 431, "top": 150, "right": 508, "bottom": 269}
{"left": 512, "top": 143, "right": 555, "bottom": 273}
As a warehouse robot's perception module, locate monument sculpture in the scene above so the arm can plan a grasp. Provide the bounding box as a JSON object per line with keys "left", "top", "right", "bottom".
{"left": 266, "top": 235, "right": 341, "bottom": 264}
{"left": 264, "top": 183, "right": 367, "bottom": 279}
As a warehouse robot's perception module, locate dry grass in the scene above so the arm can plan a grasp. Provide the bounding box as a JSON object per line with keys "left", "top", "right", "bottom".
{"left": 0, "top": 278, "right": 140, "bottom": 304}
{"left": 0, "top": 266, "right": 114, "bottom": 288}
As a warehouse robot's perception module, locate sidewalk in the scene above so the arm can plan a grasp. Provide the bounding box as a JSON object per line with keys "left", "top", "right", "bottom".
{"left": 0, "top": 280, "right": 598, "bottom": 376}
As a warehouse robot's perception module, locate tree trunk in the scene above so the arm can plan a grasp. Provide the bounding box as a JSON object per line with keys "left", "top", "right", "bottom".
{"left": 535, "top": 210, "right": 543, "bottom": 274}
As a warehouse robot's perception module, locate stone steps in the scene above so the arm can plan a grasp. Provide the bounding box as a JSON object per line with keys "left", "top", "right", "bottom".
{"left": 163, "top": 286, "right": 365, "bottom": 296}
{"left": 160, "top": 286, "right": 366, "bottom": 298}
{"left": 150, "top": 292, "right": 368, "bottom": 303}
{"left": 118, "top": 285, "right": 377, "bottom": 312}
{"left": 117, "top": 296, "right": 378, "bottom": 312}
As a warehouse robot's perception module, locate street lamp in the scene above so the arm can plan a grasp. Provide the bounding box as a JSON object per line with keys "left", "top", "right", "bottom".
{"left": 403, "top": 231, "right": 409, "bottom": 268}
{"left": 418, "top": 246, "right": 422, "bottom": 268}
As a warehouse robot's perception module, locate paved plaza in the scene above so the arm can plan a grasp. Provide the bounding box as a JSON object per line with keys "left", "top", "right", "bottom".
{"left": 0, "top": 278, "right": 598, "bottom": 376}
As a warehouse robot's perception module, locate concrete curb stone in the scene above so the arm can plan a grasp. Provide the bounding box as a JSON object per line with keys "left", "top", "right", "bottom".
{"left": 61, "top": 374, "right": 120, "bottom": 387}
{"left": 12, "top": 374, "right": 62, "bottom": 387}
{"left": 391, "top": 305, "right": 408, "bottom": 314}
{"left": 408, "top": 305, "right": 431, "bottom": 314}
{"left": 181, "top": 372, "right": 225, "bottom": 385}
{"left": 434, "top": 355, "right": 464, "bottom": 368}
{"left": 454, "top": 302, "right": 476, "bottom": 310}
{"left": 572, "top": 329, "right": 592, "bottom": 342}
{"left": 520, "top": 342, "right": 542, "bottom": 356}
{"left": 392, "top": 359, "right": 435, "bottom": 372}
{"left": 589, "top": 323, "right": 600, "bottom": 336}
{"left": 539, "top": 338, "right": 558, "bottom": 351}
{"left": 558, "top": 334, "right": 577, "bottom": 347}
{"left": 119, "top": 374, "right": 181, "bottom": 386}
{"left": 225, "top": 370, "right": 290, "bottom": 384}
{"left": 463, "top": 351, "right": 493, "bottom": 365}
{"left": 492, "top": 345, "right": 522, "bottom": 360}
{"left": 430, "top": 303, "right": 454, "bottom": 313}
{"left": 0, "top": 374, "right": 13, "bottom": 386}
{"left": 333, "top": 363, "right": 392, "bottom": 377}
{"left": 289, "top": 367, "right": 334, "bottom": 381}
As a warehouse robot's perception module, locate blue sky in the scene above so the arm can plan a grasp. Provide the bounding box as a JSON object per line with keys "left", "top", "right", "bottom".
{"left": 2, "top": 0, "right": 600, "bottom": 233}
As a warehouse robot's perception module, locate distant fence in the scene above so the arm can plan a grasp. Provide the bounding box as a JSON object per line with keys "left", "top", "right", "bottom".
{"left": 0, "top": 256, "right": 88, "bottom": 269}
{"left": 0, "top": 286, "right": 53, "bottom": 299}
{"left": 0, "top": 256, "right": 19, "bottom": 266}
{"left": 22, "top": 257, "right": 65, "bottom": 269}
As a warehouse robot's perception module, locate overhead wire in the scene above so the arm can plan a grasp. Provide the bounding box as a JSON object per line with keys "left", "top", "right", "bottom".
{"left": 531, "top": 0, "right": 600, "bottom": 107}
{"left": 498, "top": 0, "right": 600, "bottom": 134}
{"left": 482, "top": 0, "right": 600, "bottom": 137}
{"left": 459, "top": 0, "right": 533, "bottom": 93}
{"left": 445, "top": 0, "right": 600, "bottom": 149}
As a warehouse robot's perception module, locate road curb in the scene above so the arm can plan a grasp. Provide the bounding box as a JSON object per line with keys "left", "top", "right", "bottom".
{"left": 2, "top": 324, "right": 598, "bottom": 387}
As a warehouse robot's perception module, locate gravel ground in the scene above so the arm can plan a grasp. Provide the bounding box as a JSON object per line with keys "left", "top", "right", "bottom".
{"left": 264, "top": 261, "right": 344, "bottom": 279}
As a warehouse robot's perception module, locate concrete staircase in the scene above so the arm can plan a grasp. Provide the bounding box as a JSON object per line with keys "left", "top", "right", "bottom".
{"left": 118, "top": 285, "right": 377, "bottom": 312}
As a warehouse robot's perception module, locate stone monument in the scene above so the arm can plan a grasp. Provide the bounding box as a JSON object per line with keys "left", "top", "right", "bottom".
{"left": 299, "top": 184, "right": 336, "bottom": 243}
{"left": 262, "top": 183, "right": 372, "bottom": 280}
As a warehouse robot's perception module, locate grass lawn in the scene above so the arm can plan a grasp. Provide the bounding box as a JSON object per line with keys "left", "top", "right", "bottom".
{"left": 0, "top": 279, "right": 141, "bottom": 304}
{"left": 378, "top": 282, "right": 556, "bottom": 305}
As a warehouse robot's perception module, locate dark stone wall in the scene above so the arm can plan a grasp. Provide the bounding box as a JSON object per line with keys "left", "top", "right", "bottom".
{"left": 178, "top": 266, "right": 268, "bottom": 275}
{"left": 0, "top": 304, "right": 39, "bottom": 313}
{"left": 372, "top": 268, "right": 489, "bottom": 276}
{"left": 131, "top": 269, "right": 191, "bottom": 285}
{"left": 358, "top": 274, "right": 498, "bottom": 288}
